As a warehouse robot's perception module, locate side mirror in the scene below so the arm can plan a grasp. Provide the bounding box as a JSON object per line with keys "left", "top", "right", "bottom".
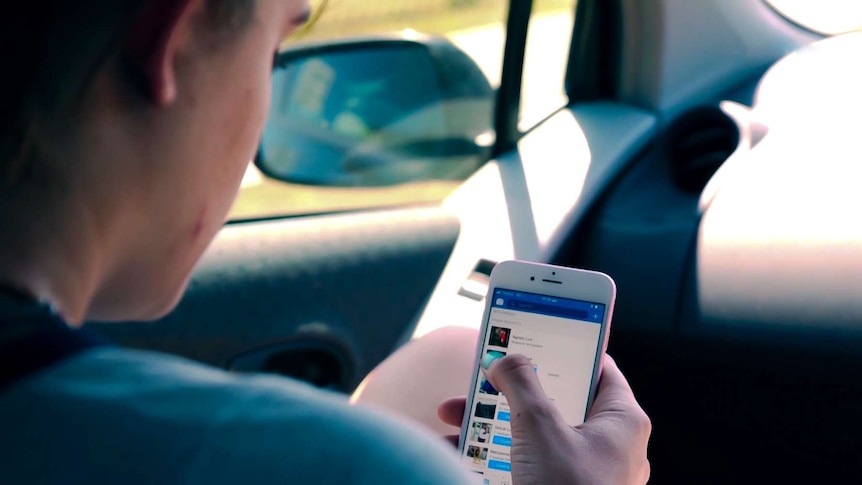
{"left": 256, "top": 33, "right": 495, "bottom": 187}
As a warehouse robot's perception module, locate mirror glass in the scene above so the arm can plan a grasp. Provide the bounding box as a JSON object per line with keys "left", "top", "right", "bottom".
{"left": 258, "top": 43, "right": 493, "bottom": 187}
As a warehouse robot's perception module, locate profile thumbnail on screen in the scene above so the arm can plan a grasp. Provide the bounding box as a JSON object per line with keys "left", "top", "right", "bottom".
{"left": 479, "top": 375, "right": 499, "bottom": 396}
{"left": 466, "top": 445, "right": 489, "bottom": 465}
{"left": 489, "top": 326, "right": 511, "bottom": 348}
{"left": 471, "top": 422, "right": 492, "bottom": 443}
{"left": 474, "top": 402, "right": 497, "bottom": 420}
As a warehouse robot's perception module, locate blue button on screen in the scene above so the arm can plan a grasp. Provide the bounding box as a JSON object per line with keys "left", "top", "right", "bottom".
{"left": 492, "top": 436, "right": 512, "bottom": 447}
{"left": 488, "top": 460, "right": 512, "bottom": 472}
{"left": 497, "top": 411, "right": 510, "bottom": 422}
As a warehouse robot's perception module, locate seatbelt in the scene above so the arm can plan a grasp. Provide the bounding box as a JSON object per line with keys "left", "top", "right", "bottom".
{"left": 0, "top": 299, "right": 109, "bottom": 392}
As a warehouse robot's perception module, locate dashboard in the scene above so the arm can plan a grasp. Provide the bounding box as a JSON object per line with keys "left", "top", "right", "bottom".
{"left": 416, "top": 31, "right": 862, "bottom": 350}
{"left": 696, "top": 32, "right": 862, "bottom": 336}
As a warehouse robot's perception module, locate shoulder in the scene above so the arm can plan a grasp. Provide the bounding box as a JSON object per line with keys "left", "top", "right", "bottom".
{"left": 1, "top": 347, "right": 477, "bottom": 484}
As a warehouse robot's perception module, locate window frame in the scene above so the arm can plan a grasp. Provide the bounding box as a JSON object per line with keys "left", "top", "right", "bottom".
{"left": 491, "top": 0, "right": 534, "bottom": 158}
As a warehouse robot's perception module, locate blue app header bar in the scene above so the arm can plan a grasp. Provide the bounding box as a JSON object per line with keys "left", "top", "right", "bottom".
{"left": 492, "top": 288, "right": 605, "bottom": 324}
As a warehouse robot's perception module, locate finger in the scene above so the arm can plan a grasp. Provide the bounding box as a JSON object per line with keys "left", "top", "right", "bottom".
{"left": 437, "top": 397, "right": 468, "bottom": 428}
{"left": 485, "top": 354, "right": 563, "bottom": 423}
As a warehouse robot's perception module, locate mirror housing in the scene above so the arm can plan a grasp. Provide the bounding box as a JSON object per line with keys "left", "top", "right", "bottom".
{"left": 256, "top": 32, "right": 495, "bottom": 187}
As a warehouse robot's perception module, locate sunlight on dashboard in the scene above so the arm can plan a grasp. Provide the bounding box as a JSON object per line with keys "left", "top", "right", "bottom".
{"left": 767, "top": 0, "right": 862, "bottom": 34}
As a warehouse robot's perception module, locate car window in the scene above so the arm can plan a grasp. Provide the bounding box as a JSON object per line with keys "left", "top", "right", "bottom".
{"left": 230, "top": 0, "right": 577, "bottom": 221}
{"left": 521, "top": 3, "right": 576, "bottom": 130}
{"left": 766, "top": 0, "right": 862, "bottom": 35}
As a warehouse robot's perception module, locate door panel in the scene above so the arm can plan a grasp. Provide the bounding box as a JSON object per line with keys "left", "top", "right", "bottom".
{"left": 87, "top": 207, "right": 459, "bottom": 392}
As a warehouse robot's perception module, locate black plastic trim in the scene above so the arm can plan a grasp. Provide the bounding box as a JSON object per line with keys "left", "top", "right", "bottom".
{"left": 492, "top": 0, "right": 533, "bottom": 157}
{"left": 567, "top": 0, "right": 622, "bottom": 102}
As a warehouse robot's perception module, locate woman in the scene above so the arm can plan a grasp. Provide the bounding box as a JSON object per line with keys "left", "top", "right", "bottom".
{"left": 0, "top": 1, "right": 650, "bottom": 483}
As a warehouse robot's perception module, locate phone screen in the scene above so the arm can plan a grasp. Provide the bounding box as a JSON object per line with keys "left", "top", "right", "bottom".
{"left": 461, "top": 287, "right": 606, "bottom": 485}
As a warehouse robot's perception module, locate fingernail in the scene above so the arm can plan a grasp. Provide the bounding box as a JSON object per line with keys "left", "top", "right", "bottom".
{"left": 482, "top": 351, "right": 503, "bottom": 370}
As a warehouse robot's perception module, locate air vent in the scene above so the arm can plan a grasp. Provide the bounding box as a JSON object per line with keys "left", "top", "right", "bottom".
{"left": 667, "top": 107, "right": 740, "bottom": 193}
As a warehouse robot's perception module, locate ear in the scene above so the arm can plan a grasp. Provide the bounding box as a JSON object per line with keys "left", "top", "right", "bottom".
{"left": 125, "top": 0, "right": 201, "bottom": 105}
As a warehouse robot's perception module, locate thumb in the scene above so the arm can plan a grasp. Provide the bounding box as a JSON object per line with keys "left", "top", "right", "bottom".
{"left": 484, "top": 354, "right": 562, "bottom": 423}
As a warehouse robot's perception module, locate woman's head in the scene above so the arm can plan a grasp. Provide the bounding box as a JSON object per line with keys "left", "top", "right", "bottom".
{"left": 0, "top": 0, "right": 311, "bottom": 323}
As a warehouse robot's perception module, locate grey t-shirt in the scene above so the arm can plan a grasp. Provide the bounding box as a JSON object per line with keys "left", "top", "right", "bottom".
{"left": 0, "top": 347, "right": 478, "bottom": 484}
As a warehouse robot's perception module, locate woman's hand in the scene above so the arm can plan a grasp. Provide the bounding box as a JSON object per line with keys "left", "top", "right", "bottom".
{"left": 438, "top": 354, "right": 651, "bottom": 485}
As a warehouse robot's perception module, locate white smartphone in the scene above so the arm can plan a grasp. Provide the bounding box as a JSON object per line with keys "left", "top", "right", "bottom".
{"left": 458, "top": 260, "right": 616, "bottom": 484}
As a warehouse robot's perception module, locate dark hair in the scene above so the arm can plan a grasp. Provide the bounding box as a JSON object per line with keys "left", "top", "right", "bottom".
{"left": 0, "top": 0, "right": 254, "bottom": 185}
